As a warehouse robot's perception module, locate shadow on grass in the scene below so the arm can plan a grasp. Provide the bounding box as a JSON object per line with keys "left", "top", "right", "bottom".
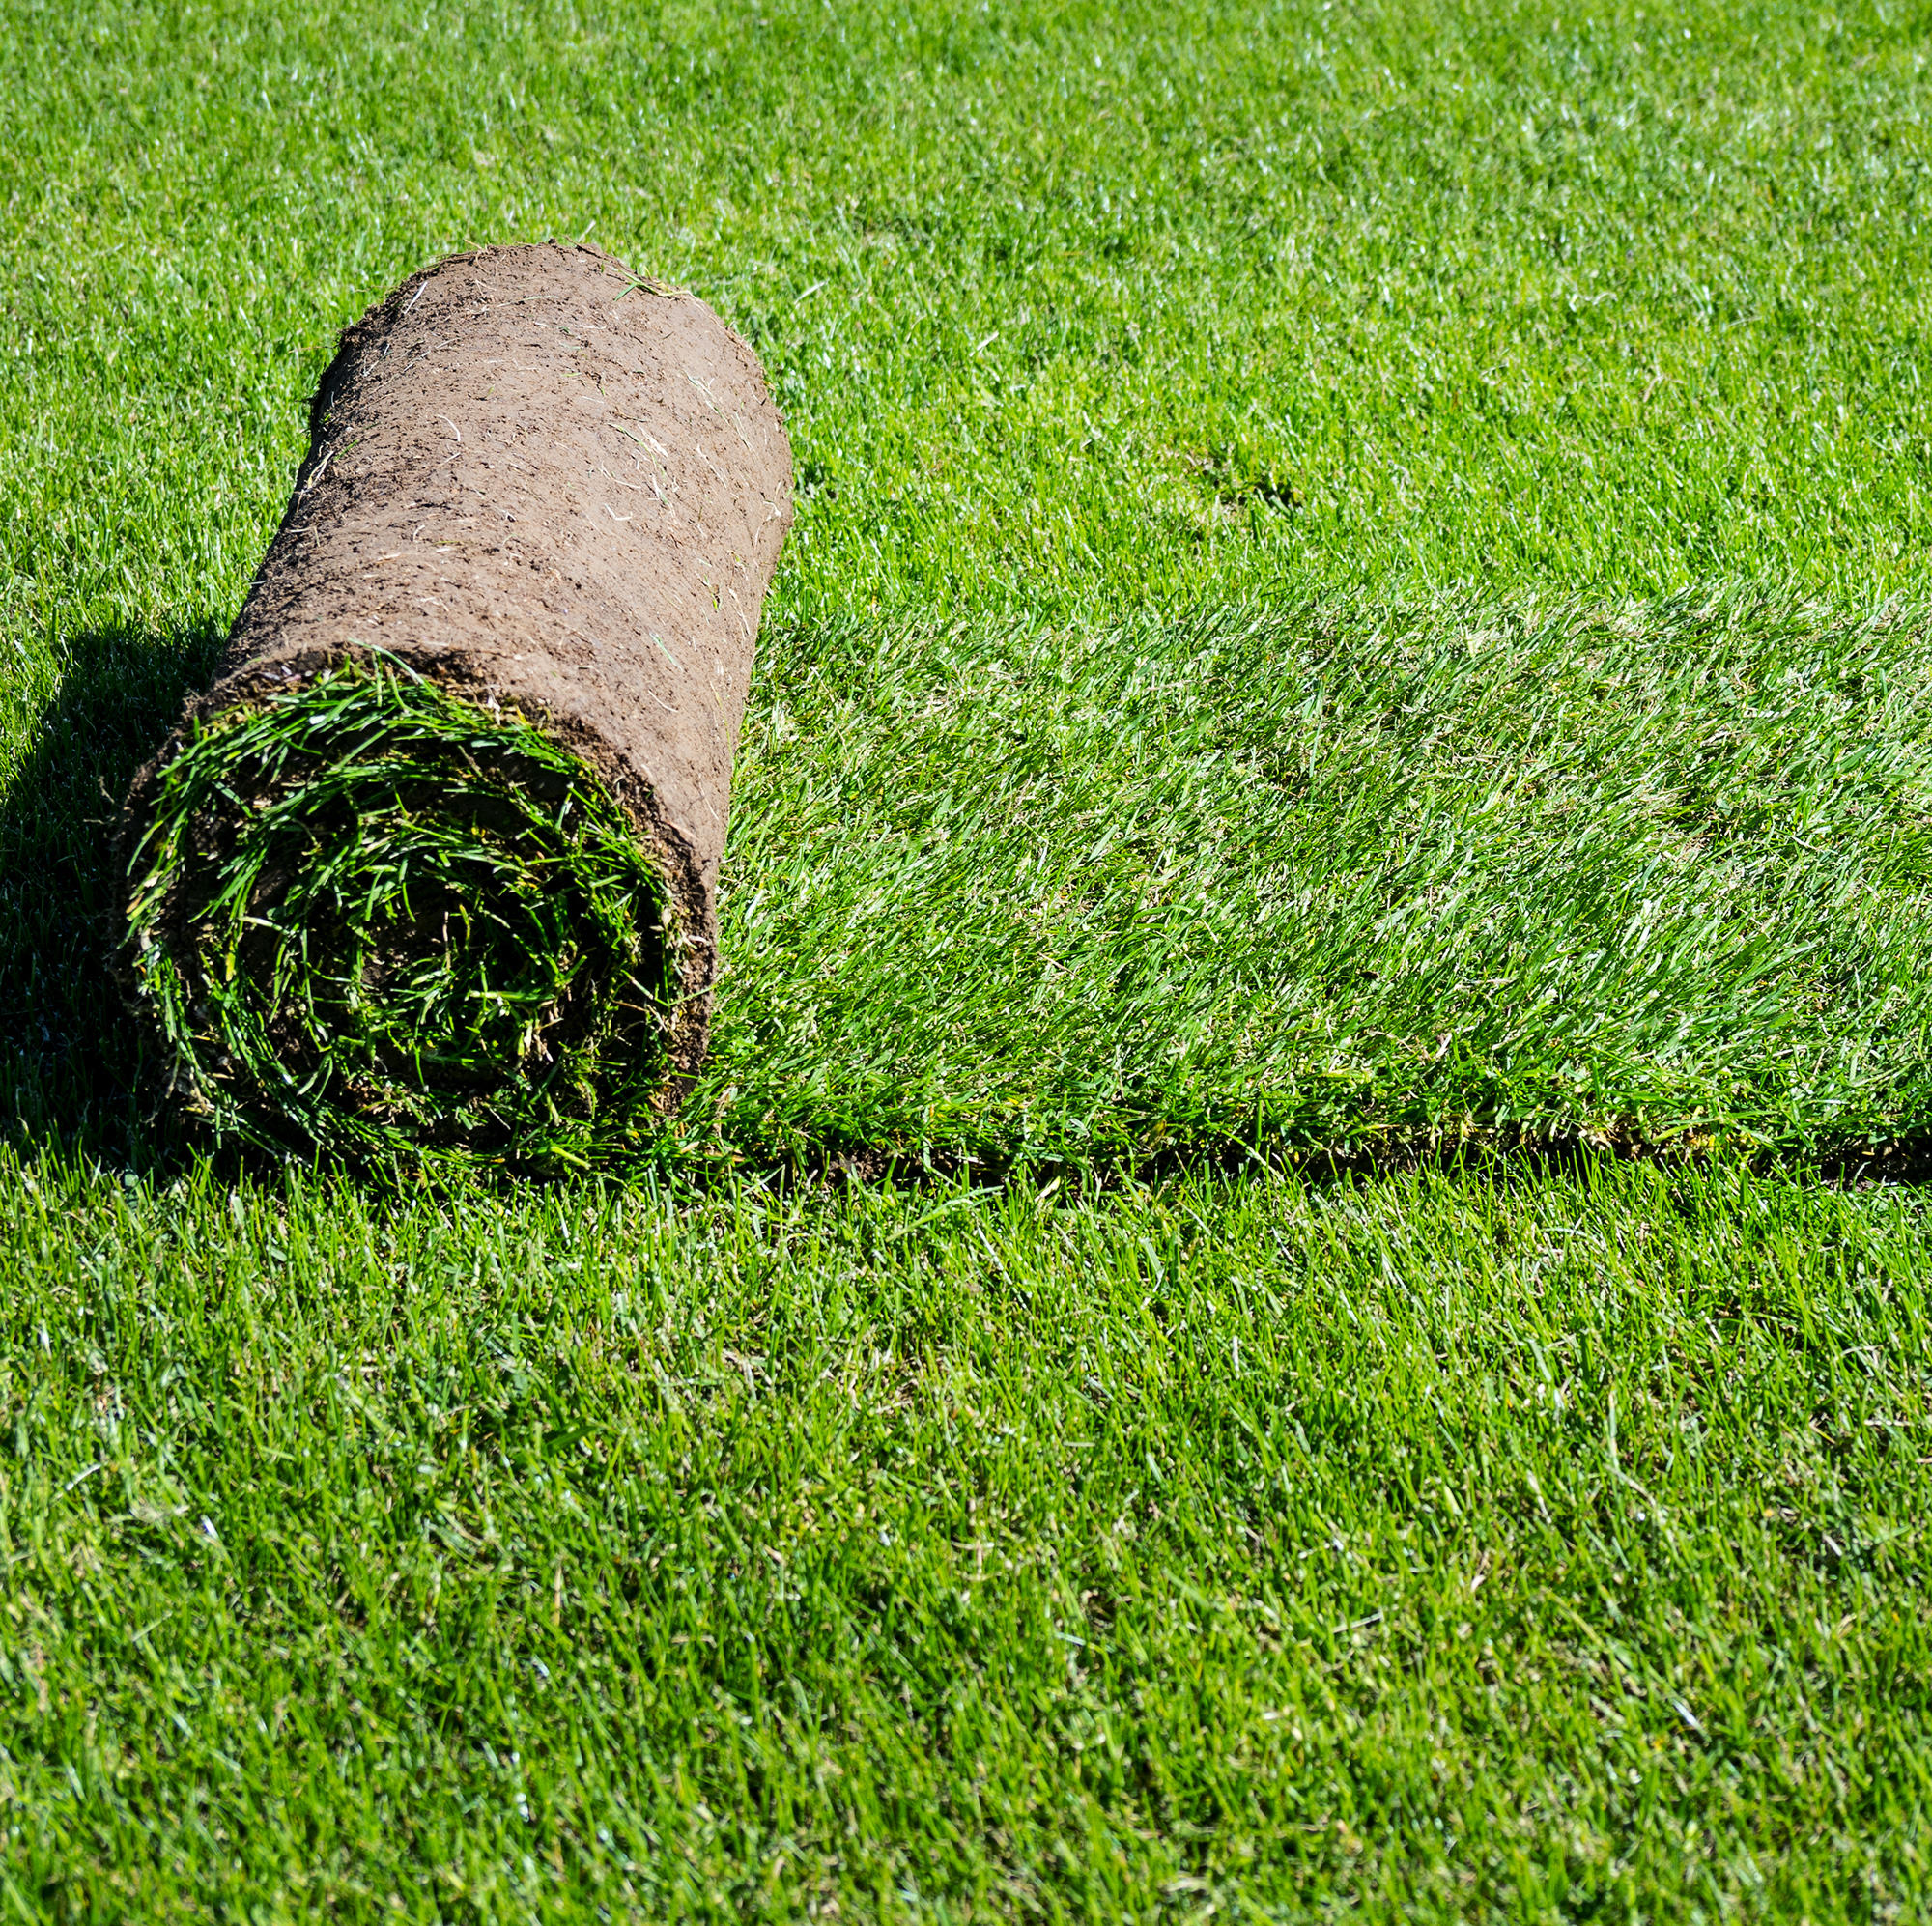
{"left": 757, "top": 1125, "right": 1932, "bottom": 1201}
{"left": 0, "top": 617, "right": 224, "bottom": 1172}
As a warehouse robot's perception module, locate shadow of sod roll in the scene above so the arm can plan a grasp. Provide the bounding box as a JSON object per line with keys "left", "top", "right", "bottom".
{"left": 120, "top": 242, "right": 794, "bottom": 1173}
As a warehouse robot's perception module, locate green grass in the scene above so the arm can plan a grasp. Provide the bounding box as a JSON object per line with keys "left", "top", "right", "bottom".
{"left": 3, "top": 1152, "right": 1930, "bottom": 1917}
{"left": 127, "top": 658, "right": 681, "bottom": 1173}
{"left": 5, "top": 0, "right": 1932, "bottom": 1913}
{"left": 705, "top": 594, "right": 1932, "bottom": 1173}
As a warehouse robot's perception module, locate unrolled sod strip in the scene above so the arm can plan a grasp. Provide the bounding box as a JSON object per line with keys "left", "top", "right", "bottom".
{"left": 121, "top": 242, "right": 793, "bottom": 1169}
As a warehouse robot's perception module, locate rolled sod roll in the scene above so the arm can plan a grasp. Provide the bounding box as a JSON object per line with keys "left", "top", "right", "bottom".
{"left": 121, "top": 242, "right": 793, "bottom": 1168}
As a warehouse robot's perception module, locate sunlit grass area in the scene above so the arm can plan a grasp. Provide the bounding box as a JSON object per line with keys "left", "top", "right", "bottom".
{"left": 5, "top": 1152, "right": 1930, "bottom": 1917}
{"left": 4, "top": 0, "right": 1932, "bottom": 1914}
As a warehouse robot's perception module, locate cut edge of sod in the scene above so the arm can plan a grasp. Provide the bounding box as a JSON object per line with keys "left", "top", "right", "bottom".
{"left": 122, "top": 651, "right": 694, "bottom": 1175}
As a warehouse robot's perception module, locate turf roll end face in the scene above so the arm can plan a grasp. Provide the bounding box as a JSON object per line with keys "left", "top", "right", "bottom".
{"left": 120, "top": 242, "right": 793, "bottom": 1166}
{"left": 126, "top": 661, "right": 681, "bottom": 1170}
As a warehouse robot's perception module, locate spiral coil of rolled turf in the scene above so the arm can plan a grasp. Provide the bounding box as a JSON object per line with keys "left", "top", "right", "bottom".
{"left": 126, "top": 656, "right": 677, "bottom": 1167}
{"left": 121, "top": 242, "right": 793, "bottom": 1169}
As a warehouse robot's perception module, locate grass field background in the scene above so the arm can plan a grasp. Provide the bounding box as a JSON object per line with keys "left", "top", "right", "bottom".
{"left": 4, "top": 0, "right": 1932, "bottom": 1915}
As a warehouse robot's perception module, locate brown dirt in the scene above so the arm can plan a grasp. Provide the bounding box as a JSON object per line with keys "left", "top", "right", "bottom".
{"left": 125, "top": 241, "right": 793, "bottom": 1093}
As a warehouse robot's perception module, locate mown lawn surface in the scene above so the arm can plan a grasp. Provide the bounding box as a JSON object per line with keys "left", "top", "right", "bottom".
{"left": 5, "top": 1154, "right": 1931, "bottom": 1919}
{"left": 4, "top": 0, "right": 1932, "bottom": 1915}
